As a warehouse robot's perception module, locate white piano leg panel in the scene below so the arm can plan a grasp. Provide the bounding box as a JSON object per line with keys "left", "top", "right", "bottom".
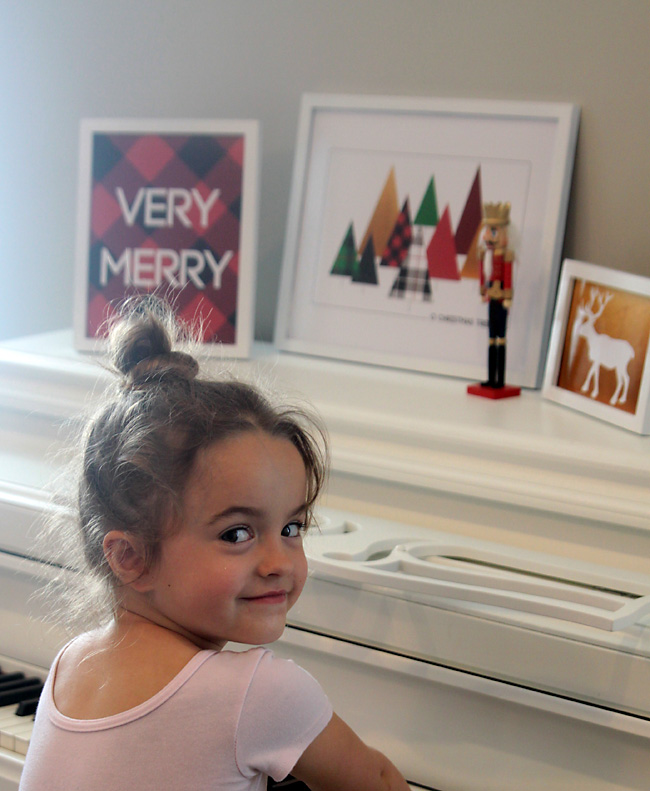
{"left": 273, "top": 627, "right": 650, "bottom": 791}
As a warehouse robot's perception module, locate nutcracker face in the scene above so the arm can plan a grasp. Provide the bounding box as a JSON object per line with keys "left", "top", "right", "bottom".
{"left": 482, "top": 223, "right": 508, "bottom": 249}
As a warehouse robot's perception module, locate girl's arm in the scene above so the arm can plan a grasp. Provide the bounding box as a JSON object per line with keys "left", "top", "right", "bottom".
{"left": 290, "top": 712, "right": 410, "bottom": 791}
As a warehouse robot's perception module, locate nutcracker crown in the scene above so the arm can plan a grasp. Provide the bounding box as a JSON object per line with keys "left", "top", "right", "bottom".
{"left": 482, "top": 202, "right": 511, "bottom": 227}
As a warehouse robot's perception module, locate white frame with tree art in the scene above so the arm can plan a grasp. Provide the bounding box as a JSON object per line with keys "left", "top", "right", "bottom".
{"left": 275, "top": 94, "right": 579, "bottom": 387}
{"left": 542, "top": 259, "right": 650, "bottom": 434}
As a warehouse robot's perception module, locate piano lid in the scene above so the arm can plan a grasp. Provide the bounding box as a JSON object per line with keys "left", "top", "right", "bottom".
{"left": 293, "top": 508, "right": 650, "bottom": 720}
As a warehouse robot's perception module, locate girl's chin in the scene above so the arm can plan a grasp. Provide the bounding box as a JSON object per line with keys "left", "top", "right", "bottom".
{"left": 234, "top": 625, "right": 288, "bottom": 647}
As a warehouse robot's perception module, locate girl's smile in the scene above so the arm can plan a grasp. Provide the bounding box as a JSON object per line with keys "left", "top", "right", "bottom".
{"left": 122, "top": 430, "right": 309, "bottom": 650}
{"left": 242, "top": 590, "right": 289, "bottom": 603}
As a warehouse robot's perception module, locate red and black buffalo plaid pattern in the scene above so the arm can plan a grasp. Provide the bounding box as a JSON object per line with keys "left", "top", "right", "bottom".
{"left": 380, "top": 199, "right": 412, "bottom": 268}
{"left": 84, "top": 132, "right": 245, "bottom": 344}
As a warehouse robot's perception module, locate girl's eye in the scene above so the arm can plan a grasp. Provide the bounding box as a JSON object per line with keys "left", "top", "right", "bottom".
{"left": 220, "top": 526, "right": 253, "bottom": 544}
{"left": 281, "top": 521, "right": 306, "bottom": 538}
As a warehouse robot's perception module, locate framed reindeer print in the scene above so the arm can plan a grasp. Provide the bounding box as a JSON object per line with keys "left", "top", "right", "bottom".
{"left": 543, "top": 260, "right": 650, "bottom": 434}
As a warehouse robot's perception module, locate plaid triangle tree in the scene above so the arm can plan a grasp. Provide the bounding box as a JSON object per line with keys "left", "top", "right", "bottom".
{"left": 331, "top": 223, "right": 357, "bottom": 276}
{"left": 380, "top": 198, "right": 412, "bottom": 267}
{"left": 389, "top": 228, "right": 432, "bottom": 301}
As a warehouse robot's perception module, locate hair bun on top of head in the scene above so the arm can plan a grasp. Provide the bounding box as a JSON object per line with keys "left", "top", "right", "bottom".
{"left": 109, "top": 298, "right": 200, "bottom": 388}
{"left": 124, "top": 351, "right": 200, "bottom": 389}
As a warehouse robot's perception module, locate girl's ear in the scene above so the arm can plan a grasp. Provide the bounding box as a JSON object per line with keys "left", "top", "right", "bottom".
{"left": 103, "top": 531, "right": 152, "bottom": 590}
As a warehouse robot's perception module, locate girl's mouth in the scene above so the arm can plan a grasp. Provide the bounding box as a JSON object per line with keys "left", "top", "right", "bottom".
{"left": 243, "top": 591, "right": 288, "bottom": 604}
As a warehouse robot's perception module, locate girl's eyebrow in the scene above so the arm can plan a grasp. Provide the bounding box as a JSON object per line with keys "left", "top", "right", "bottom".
{"left": 207, "top": 503, "right": 308, "bottom": 525}
{"left": 288, "top": 503, "right": 309, "bottom": 521}
{"left": 208, "top": 505, "right": 262, "bottom": 525}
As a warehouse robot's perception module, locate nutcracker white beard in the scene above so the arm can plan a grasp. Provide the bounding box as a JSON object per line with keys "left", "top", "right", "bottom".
{"left": 483, "top": 248, "right": 494, "bottom": 281}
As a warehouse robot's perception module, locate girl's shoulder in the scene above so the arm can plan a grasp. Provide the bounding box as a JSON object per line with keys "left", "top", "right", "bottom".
{"left": 52, "top": 626, "right": 204, "bottom": 720}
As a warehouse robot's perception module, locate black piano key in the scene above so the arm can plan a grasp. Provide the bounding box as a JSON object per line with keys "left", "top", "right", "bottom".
{"left": 0, "top": 682, "right": 43, "bottom": 707}
{"left": 0, "top": 672, "right": 26, "bottom": 687}
{"left": 267, "top": 777, "right": 310, "bottom": 790}
{"left": 0, "top": 676, "right": 40, "bottom": 692}
{"left": 16, "top": 697, "right": 40, "bottom": 717}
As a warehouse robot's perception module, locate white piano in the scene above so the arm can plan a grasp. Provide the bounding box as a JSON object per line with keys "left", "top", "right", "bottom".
{"left": 1, "top": 331, "right": 649, "bottom": 790}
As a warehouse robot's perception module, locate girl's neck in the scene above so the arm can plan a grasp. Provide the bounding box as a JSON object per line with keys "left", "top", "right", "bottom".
{"left": 112, "top": 603, "right": 226, "bottom": 653}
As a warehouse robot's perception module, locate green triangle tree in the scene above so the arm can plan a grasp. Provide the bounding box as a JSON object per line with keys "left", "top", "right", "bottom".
{"left": 414, "top": 177, "right": 439, "bottom": 227}
{"left": 330, "top": 223, "right": 357, "bottom": 276}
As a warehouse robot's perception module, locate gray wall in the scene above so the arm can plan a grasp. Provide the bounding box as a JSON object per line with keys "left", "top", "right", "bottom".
{"left": 1, "top": 0, "right": 648, "bottom": 343}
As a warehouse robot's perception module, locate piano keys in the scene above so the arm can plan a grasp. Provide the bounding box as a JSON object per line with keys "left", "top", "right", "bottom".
{"left": 0, "top": 670, "right": 42, "bottom": 757}
{"left": 0, "top": 675, "right": 42, "bottom": 712}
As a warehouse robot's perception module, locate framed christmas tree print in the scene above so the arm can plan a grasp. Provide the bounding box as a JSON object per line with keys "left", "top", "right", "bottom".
{"left": 275, "top": 94, "right": 579, "bottom": 387}
{"left": 74, "top": 118, "right": 259, "bottom": 357}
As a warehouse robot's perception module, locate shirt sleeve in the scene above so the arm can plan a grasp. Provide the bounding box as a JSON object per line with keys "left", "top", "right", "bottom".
{"left": 235, "top": 650, "right": 333, "bottom": 782}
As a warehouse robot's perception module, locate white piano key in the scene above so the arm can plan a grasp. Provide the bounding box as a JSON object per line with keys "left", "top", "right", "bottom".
{"left": 14, "top": 726, "right": 33, "bottom": 756}
{"left": 0, "top": 721, "right": 34, "bottom": 752}
{"left": 0, "top": 707, "right": 23, "bottom": 727}
{"left": 0, "top": 700, "right": 34, "bottom": 724}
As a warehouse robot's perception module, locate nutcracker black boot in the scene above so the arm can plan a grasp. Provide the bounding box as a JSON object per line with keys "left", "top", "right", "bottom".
{"left": 496, "top": 344, "right": 506, "bottom": 388}
{"left": 484, "top": 344, "right": 498, "bottom": 388}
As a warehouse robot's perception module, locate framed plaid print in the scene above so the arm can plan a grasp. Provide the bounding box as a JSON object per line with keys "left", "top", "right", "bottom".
{"left": 74, "top": 118, "right": 259, "bottom": 357}
{"left": 275, "top": 94, "right": 579, "bottom": 387}
{"left": 543, "top": 260, "right": 650, "bottom": 434}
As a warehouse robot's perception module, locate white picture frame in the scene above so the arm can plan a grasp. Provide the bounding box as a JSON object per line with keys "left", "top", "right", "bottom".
{"left": 275, "top": 94, "right": 579, "bottom": 387}
{"left": 74, "top": 118, "right": 259, "bottom": 357}
{"left": 543, "top": 259, "right": 650, "bottom": 434}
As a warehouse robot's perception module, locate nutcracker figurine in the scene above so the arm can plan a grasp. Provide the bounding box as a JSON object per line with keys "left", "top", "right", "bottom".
{"left": 467, "top": 202, "right": 521, "bottom": 399}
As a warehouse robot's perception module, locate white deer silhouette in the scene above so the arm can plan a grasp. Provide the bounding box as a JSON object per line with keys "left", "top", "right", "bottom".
{"left": 569, "top": 288, "right": 635, "bottom": 405}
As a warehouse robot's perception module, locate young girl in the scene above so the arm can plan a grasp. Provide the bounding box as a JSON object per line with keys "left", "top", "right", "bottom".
{"left": 19, "top": 301, "right": 409, "bottom": 791}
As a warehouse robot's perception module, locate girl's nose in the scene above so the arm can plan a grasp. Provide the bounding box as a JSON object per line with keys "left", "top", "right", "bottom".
{"left": 257, "top": 539, "right": 293, "bottom": 577}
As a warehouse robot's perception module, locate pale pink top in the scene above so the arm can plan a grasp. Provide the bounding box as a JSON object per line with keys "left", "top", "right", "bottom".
{"left": 19, "top": 644, "right": 332, "bottom": 791}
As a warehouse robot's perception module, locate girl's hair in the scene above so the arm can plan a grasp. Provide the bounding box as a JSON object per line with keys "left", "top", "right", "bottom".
{"left": 42, "top": 298, "right": 328, "bottom": 631}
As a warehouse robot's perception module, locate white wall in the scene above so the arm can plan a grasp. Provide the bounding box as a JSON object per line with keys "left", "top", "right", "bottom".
{"left": 1, "top": 0, "right": 648, "bottom": 342}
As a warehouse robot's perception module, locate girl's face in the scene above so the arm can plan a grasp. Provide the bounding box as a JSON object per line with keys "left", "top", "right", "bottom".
{"left": 137, "top": 430, "right": 309, "bottom": 650}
